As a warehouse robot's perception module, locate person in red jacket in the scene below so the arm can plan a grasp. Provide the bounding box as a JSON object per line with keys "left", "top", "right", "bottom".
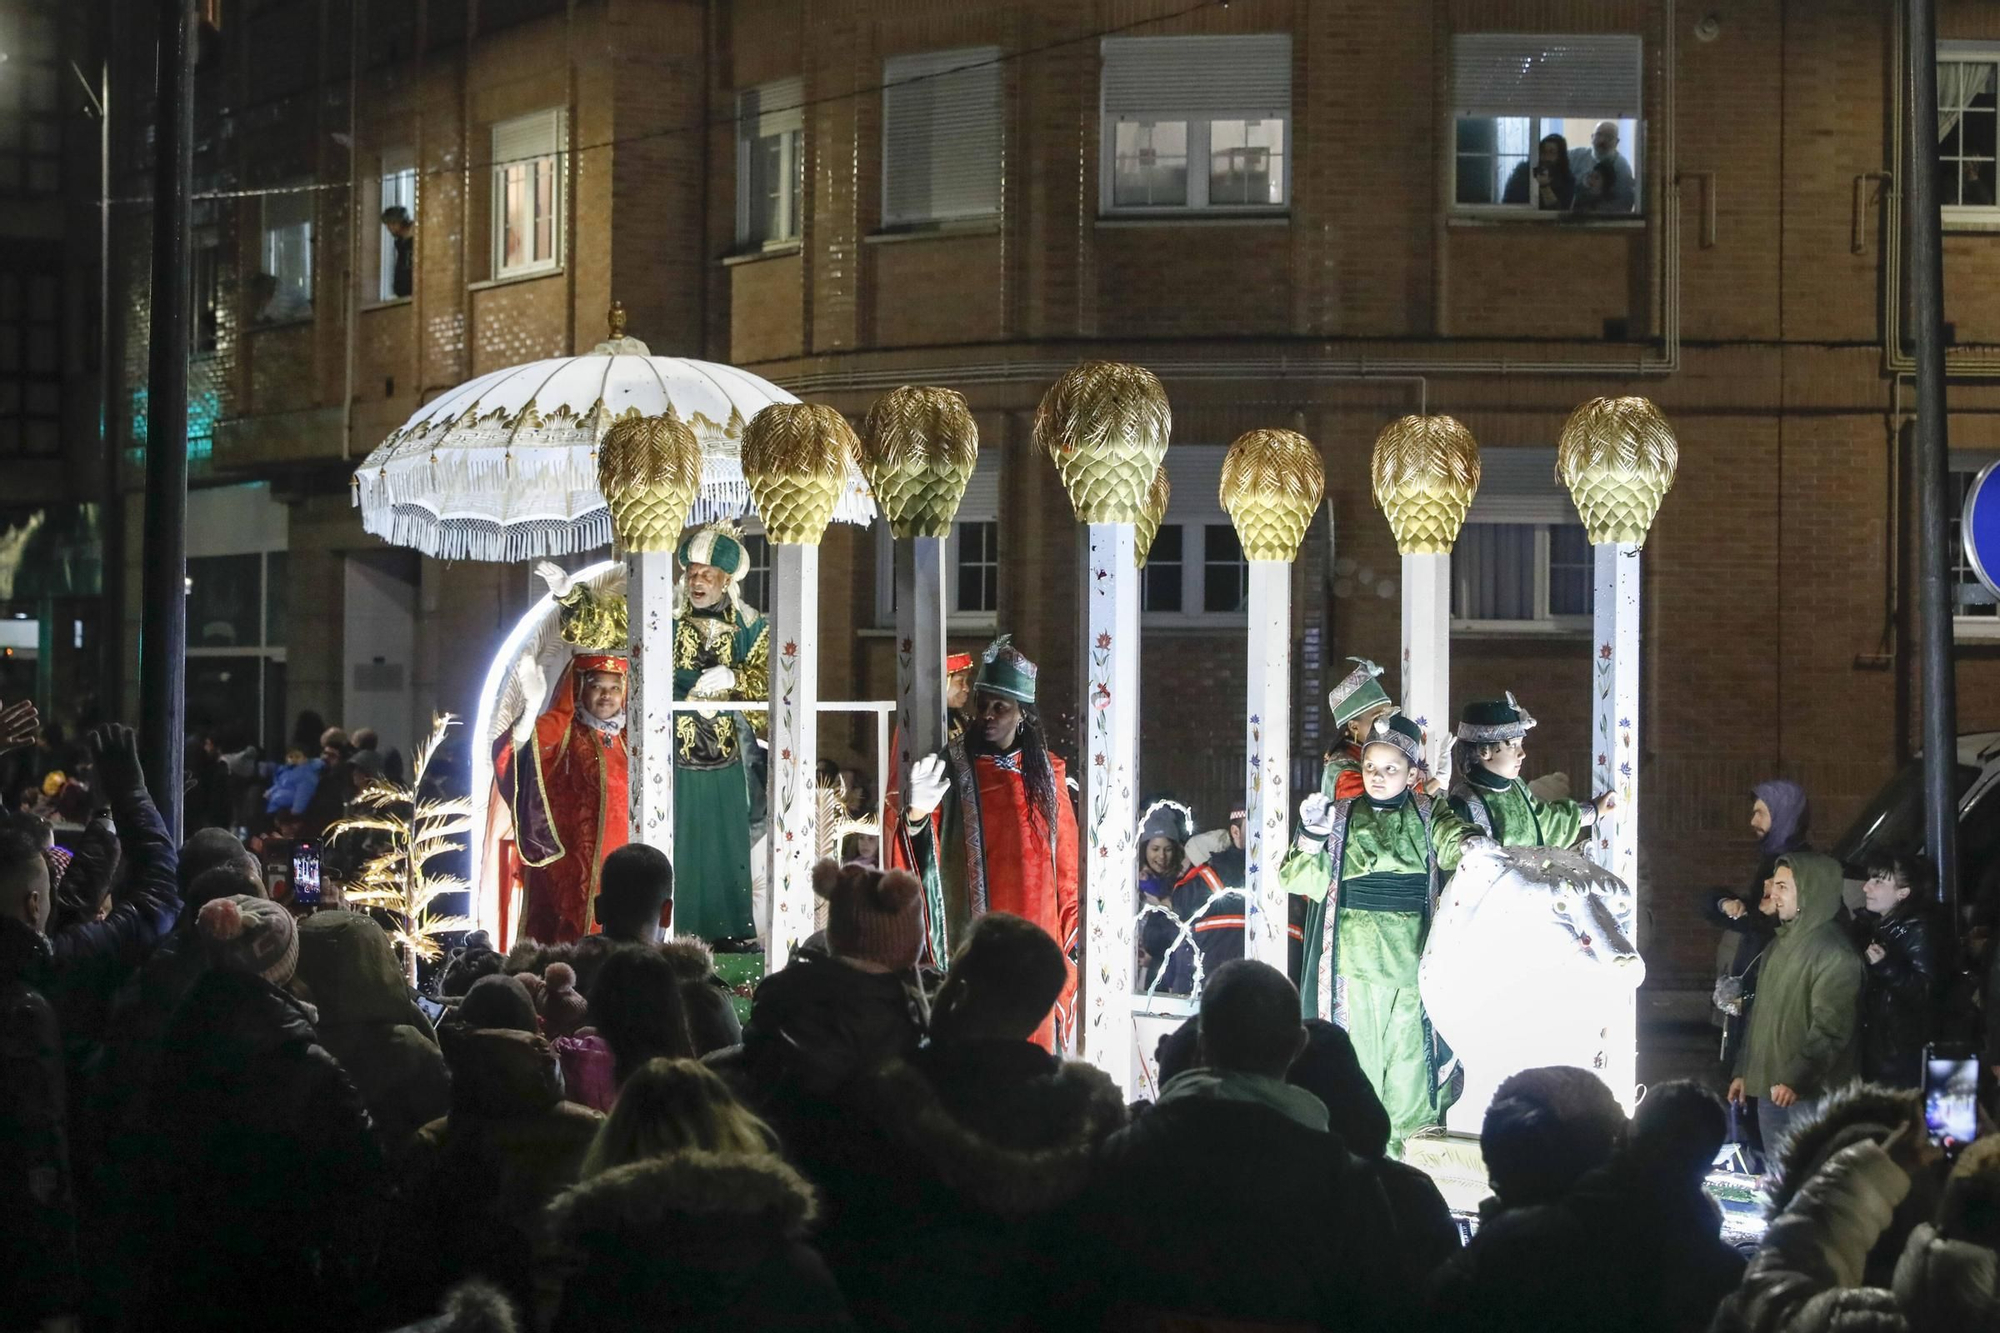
{"left": 902, "top": 636, "right": 1079, "bottom": 1051}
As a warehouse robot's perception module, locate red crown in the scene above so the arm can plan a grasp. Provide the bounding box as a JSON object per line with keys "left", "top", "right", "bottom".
{"left": 574, "top": 654, "right": 629, "bottom": 675}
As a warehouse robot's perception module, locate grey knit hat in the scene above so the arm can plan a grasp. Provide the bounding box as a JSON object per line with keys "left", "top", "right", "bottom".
{"left": 197, "top": 894, "right": 300, "bottom": 986}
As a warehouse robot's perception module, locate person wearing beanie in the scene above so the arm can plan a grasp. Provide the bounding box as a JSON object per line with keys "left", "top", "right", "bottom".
{"left": 659, "top": 937, "right": 742, "bottom": 1056}
{"left": 401, "top": 974, "right": 604, "bottom": 1319}
{"left": 1448, "top": 693, "right": 1614, "bottom": 849}
{"left": 1278, "top": 710, "right": 1480, "bottom": 1150}
{"left": 902, "top": 634, "right": 1079, "bottom": 1050}
{"left": 595, "top": 843, "right": 674, "bottom": 943}
{"left": 1319, "top": 657, "right": 1397, "bottom": 802}
{"left": 145, "top": 895, "right": 385, "bottom": 1333}
{"left": 818, "top": 857, "right": 925, "bottom": 971}
{"left": 1136, "top": 802, "right": 1192, "bottom": 991}
{"left": 538, "top": 961, "right": 590, "bottom": 1039}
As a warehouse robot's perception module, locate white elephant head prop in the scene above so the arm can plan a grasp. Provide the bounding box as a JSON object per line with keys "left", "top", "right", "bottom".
{"left": 1419, "top": 843, "right": 1645, "bottom": 1133}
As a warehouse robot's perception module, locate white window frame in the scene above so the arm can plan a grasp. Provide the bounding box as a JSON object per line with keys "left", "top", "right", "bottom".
{"left": 1950, "top": 453, "right": 2000, "bottom": 639}
{"left": 1448, "top": 33, "right": 1644, "bottom": 219}
{"left": 881, "top": 46, "right": 1003, "bottom": 229}
{"left": 490, "top": 109, "right": 566, "bottom": 280}
{"left": 737, "top": 79, "right": 805, "bottom": 249}
{"left": 377, "top": 147, "right": 417, "bottom": 302}
{"left": 1938, "top": 42, "right": 2000, "bottom": 229}
{"left": 873, "top": 454, "right": 1001, "bottom": 630}
{"left": 259, "top": 185, "right": 314, "bottom": 322}
{"left": 1449, "top": 447, "right": 1592, "bottom": 635}
{"left": 1099, "top": 34, "right": 1292, "bottom": 217}
{"left": 1142, "top": 445, "right": 1250, "bottom": 628}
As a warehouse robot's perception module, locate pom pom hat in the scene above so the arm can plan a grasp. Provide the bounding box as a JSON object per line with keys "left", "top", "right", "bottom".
{"left": 197, "top": 894, "right": 300, "bottom": 986}
{"left": 812, "top": 858, "right": 924, "bottom": 970}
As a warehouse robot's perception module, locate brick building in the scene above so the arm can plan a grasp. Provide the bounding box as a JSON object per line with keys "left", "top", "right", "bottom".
{"left": 74, "top": 0, "right": 2000, "bottom": 988}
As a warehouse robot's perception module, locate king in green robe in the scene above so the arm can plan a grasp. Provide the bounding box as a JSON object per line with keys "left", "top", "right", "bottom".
{"left": 1446, "top": 693, "right": 1608, "bottom": 850}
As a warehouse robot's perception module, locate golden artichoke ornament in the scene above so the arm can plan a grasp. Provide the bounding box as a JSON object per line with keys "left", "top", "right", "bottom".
{"left": 1221, "top": 429, "right": 1324, "bottom": 562}
{"left": 556, "top": 583, "right": 628, "bottom": 650}
{"left": 596, "top": 407, "right": 701, "bottom": 553}
{"left": 1370, "top": 415, "right": 1482, "bottom": 555}
{"left": 1033, "top": 361, "right": 1171, "bottom": 523}
{"left": 742, "top": 402, "right": 860, "bottom": 546}
{"left": 859, "top": 386, "right": 979, "bottom": 539}
{"left": 1135, "top": 464, "right": 1171, "bottom": 570}
{"left": 1556, "top": 396, "right": 1679, "bottom": 546}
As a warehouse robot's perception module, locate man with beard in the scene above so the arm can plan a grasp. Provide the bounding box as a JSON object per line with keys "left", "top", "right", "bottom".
{"left": 496, "top": 651, "right": 630, "bottom": 944}
{"left": 903, "top": 636, "right": 1079, "bottom": 1050}
{"left": 671, "top": 523, "right": 770, "bottom": 945}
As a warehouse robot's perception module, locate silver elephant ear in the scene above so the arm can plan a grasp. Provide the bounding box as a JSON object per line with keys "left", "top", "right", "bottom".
{"left": 1505, "top": 690, "right": 1519, "bottom": 711}
{"left": 1372, "top": 715, "right": 1392, "bottom": 737}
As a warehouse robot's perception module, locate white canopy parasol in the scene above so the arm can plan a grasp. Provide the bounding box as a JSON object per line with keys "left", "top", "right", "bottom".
{"left": 352, "top": 319, "right": 874, "bottom": 561}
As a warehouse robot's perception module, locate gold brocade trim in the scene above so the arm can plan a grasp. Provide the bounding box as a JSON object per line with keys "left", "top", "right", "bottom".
{"left": 676, "top": 716, "right": 700, "bottom": 762}
{"left": 740, "top": 622, "right": 771, "bottom": 738}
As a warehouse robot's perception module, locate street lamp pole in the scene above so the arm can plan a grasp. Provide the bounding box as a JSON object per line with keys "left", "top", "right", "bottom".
{"left": 72, "top": 53, "right": 116, "bottom": 719}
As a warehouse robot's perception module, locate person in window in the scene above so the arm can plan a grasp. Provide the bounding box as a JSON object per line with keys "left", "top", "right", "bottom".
{"left": 381, "top": 205, "right": 415, "bottom": 298}
{"left": 1963, "top": 160, "right": 1996, "bottom": 208}
{"left": 1568, "top": 122, "right": 1637, "bottom": 213}
{"left": 1502, "top": 133, "right": 1576, "bottom": 211}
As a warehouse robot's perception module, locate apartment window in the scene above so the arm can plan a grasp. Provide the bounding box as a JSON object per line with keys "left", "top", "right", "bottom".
{"left": 1101, "top": 34, "right": 1291, "bottom": 214}
{"left": 187, "top": 539, "right": 288, "bottom": 756}
{"left": 742, "top": 533, "right": 772, "bottom": 613}
{"left": 881, "top": 47, "right": 1002, "bottom": 227}
{"left": 1939, "top": 44, "right": 2000, "bottom": 218}
{"left": 1951, "top": 458, "right": 2000, "bottom": 636}
{"left": 0, "top": 4, "right": 60, "bottom": 195}
{"left": 258, "top": 187, "right": 314, "bottom": 323}
{"left": 1143, "top": 446, "right": 1251, "bottom": 625}
{"left": 875, "top": 455, "right": 1001, "bottom": 627}
{"left": 1448, "top": 447, "right": 1593, "bottom": 632}
{"left": 1451, "top": 34, "right": 1642, "bottom": 215}
{"left": 738, "top": 79, "right": 804, "bottom": 247}
{"left": 0, "top": 266, "right": 60, "bottom": 457}
{"left": 378, "top": 149, "right": 417, "bottom": 301}
{"left": 1141, "top": 524, "right": 1184, "bottom": 612}
{"left": 491, "top": 109, "right": 565, "bottom": 278}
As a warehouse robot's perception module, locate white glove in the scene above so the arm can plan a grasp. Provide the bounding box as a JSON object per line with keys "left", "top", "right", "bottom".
{"left": 532, "top": 559, "right": 575, "bottom": 598}
{"left": 1298, "top": 792, "right": 1332, "bottom": 839}
{"left": 692, "top": 666, "right": 736, "bottom": 698}
{"left": 905, "top": 754, "right": 950, "bottom": 821}
{"left": 510, "top": 657, "right": 548, "bottom": 746}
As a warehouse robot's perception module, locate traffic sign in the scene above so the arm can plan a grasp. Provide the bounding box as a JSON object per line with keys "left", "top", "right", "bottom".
{"left": 1964, "top": 459, "right": 2000, "bottom": 601}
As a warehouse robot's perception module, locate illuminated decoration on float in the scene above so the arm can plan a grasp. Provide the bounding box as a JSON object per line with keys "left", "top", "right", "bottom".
{"left": 1220, "top": 429, "right": 1323, "bottom": 968}
{"left": 1037, "top": 360, "right": 1169, "bottom": 1081}
{"left": 1370, "top": 415, "right": 1481, "bottom": 781}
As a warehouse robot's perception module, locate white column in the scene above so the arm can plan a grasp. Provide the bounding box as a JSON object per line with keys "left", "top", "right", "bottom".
{"left": 625, "top": 552, "right": 675, "bottom": 866}
{"left": 1400, "top": 551, "right": 1453, "bottom": 783}
{"left": 894, "top": 536, "right": 949, "bottom": 801}
{"left": 1243, "top": 560, "right": 1292, "bottom": 968}
{"left": 1589, "top": 539, "right": 1642, "bottom": 1109}
{"left": 1082, "top": 522, "right": 1140, "bottom": 1090}
{"left": 765, "top": 544, "right": 820, "bottom": 973}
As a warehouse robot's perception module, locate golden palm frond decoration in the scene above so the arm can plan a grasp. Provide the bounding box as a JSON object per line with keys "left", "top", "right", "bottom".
{"left": 860, "top": 386, "right": 979, "bottom": 539}
{"left": 1556, "top": 396, "right": 1679, "bottom": 546}
{"left": 597, "top": 407, "right": 701, "bottom": 553}
{"left": 326, "top": 713, "right": 476, "bottom": 985}
{"left": 1370, "top": 415, "right": 1482, "bottom": 555}
{"left": 1222, "top": 429, "right": 1324, "bottom": 562}
{"left": 743, "top": 402, "right": 860, "bottom": 546}
{"left": 1136, "top": 464, "right": 1171, "bottom": 569}
{"left": 555, "top": 582, "right": 628, "bottom": 651}
{"left": 1033, "top": 361, "right": 1171, "bottom": 523}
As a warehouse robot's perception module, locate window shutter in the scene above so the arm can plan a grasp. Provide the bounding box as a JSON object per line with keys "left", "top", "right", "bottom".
{"left": 1451, "top": 34, "right": 1642, "bottom": 120}
{"left": 882, "top": 47, "right": 1002, "bottom": 225}
{"left": 959, "top": 452, "right": 1000, "bottom": 521}
{"left": 1464, "top": 447, "right": 1577, "bottom": 525}
{"left": 742, "top": 77, "right": 804, "bottom": 141}
{"left": 1101, "top": 34, "right": 1292, "bottom": 117}
{"left": 492, "top": 108, "right": 563, "bottom": 166}
{"left": 1162, "top": 445, "right": 1229, "bottom": 520}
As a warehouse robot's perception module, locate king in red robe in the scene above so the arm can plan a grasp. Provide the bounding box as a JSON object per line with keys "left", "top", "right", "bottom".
{"left": 493, "top": 653, "right": 630, "bottom": 943}
{"left": 903, "top": 636, "right": 1079, "bottom": 1051}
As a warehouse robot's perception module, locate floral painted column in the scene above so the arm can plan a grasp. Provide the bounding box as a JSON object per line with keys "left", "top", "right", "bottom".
{"left": 1221, "top": 429, "right": 1324, "bottom": 968}
{"left": 743, "top": 402, "right": 859, "bottom": 973}
{"left": 1558, "top": 395, "right": 1679, "bottom": 1109}
{"left": 1037, "top": 361, "right": 1170, "bottom": 1088}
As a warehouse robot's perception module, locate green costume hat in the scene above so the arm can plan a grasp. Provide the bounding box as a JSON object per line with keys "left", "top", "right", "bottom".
{"left": 1456, "top": 691, "right": 1538, "bottom": 744}
{"left": 677, "top": 522, "right": 749, "bottom": 579}
{"left": 1329, "top": 657, "right": 1391, "bottom": 728}
{"left": 975, "top": 634, "right": 1038, "bottom": 704}
{"left": 1361, "top": 711, "right": 1426, "bottom": 768}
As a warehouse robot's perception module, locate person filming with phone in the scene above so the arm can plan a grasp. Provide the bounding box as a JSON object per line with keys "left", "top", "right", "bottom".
{"left": 1853, "top": 854, "right": 1941, "bottom": 1089}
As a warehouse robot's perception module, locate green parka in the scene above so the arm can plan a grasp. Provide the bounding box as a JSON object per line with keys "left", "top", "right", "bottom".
{"left": 1735, "top": 852, "right": 1864, "bottom": 1099}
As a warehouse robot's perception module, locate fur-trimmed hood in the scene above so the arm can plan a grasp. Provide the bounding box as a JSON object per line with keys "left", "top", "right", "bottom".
{"left": 1766, "top": 1083, "right": 1920, "bottom": 1217}
{"left": 658, "top": 938, "right": 717, "bottom": 983}
{"left": 549, "top": 1150, "right": 818, "bottom": 1244}
{"left": 1893, "top": 1223, "right": 2000, "bottom": 1330}
{"left": 860, "top": 1041, "right": 1128, "bottom": 1218}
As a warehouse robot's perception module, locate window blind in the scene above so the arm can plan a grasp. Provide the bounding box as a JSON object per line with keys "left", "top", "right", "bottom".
{"left": 1162, "top": 445, "right": 1228, "bottom": 520}
{"left": 1451, "top": 34, "right": 1642, "bottom": 120}
{"left": 882, "top": 47, "right": 1002, "bottom": 225}
{"left": 1101, "top": 34, "right": 1292, "bottom": 117}
{"left": 491, "top": 108, "right": 564, "bottom": 167}
{"left": 742, "top": 77, "right": 804, "bottom": 141}
{"left": 1464, "top": 447, "right": 1576, "bottom": 525}
{"left": 959, "top": 452, "right": 1000, "bottom": 520}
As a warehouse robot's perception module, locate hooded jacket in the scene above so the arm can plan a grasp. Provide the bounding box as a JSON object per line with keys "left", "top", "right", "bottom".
{"left": 291, "top": 910, "right": 451, "bottom": 1151}
{"left": 1856, "top": 902, "right": 1940, "bottom": 1088}
{"left": 538, "top": 1151, "right": 850, "bottom": 1333}
{"left": 0, "top": 915, "right": 77, "bottom": 1329}
{"left": 1737, "top": 852, "right": 1864, "bottom": 1100}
